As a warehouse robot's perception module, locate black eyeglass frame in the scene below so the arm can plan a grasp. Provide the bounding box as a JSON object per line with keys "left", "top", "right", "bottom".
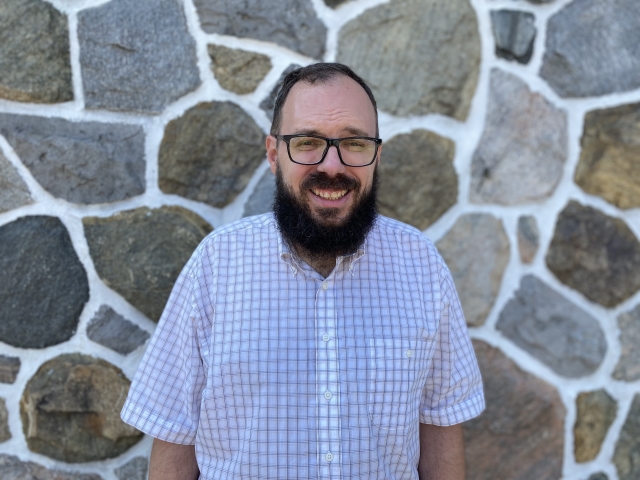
{"left": 276, "top": 134, "right": 382, "bottom": 167}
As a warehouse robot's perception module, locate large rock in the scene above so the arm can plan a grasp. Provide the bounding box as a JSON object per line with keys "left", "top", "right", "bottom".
{"left": 0, "top": 355, "right": 20, "bottom": 384}
{"left": 436, "top": 214, "right": 509, "bottom": 326}
{"left": 194, "top": 0, "right": 326, "bottom": 59}
{"left": 613, "top": 305, "right": 640, "bottom": 381}
{"left": 614, "top": 394, "right": 640, "bottom": 480}
{"left": 575, "top": 102, "right": 640, "bottom": 209}
{"left": 20, "top": 354, "right": 141, "bottom": 463}
{"left": 114, "top": 457, "right": 148, "bottom": 480}
{"left": 546, "top": 201, "right": 640, "bottom": 307}
{"left": 0, "top": 0, "right": 72, "bottom": 103}
{"left": 464, "top": 341, "right": 565, "bottom": 480}
{"left": 243, "top": 169, "right": 275, "bottom": 217}
{"left": 0, "top": 151, "right": 32, "bottom": 213}
{"left": 260, "top": 64, "right": 302, "bottom": 121}
{"left": 325, "top": 0, "right": 351, "bottom": 7}
{"left": 78, "top": 0, "right": 200, "bottom": 114}
{"left": 337, "top": 0, "right": 480, "bottom": 120}
{"left": 470, "top": 69, "right": 567, "bottom": 204}
{"left": 208, "top": 45, "right": 272, "bottom": 94}
{"left": 574, "top": 390, "right": 618, "bottom": 462}
{"left": 378, "top": 130, "right": 457, "bottom": 230}
{"left": 0, "top": 216, "right": 89, "bottom": 348}
{"left": 496, "top": 275, "right": 606, "bottom": 378}
{"left": 0, "top": 454, "right": 102, "bottom": 480}
{"left": 84, "top": 207, "right": 212, "bottom": 321}
{"left": 87, "top": 305, "right": 150, "bottom": 355}
{"left": 0, "top": 114, "right": 145, "bottom": 204}
{"left": 540, "top": 0, "right": 640, "bottom": 98}
{"left": 490, "top": 10, "right": 536, "bottom": 64}
{"left": 159, "top": 102, "right": 266, "bottom": 208}
{"left": 0, "top": 398, "right": 9, "bottom": 443}
{"left": 517, "top": 215, "right": 539, "bottom": 264}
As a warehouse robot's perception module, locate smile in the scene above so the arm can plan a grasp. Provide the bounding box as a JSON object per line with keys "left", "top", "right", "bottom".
{"left": 311, "top": 188, "right": 349, "bottom": 200}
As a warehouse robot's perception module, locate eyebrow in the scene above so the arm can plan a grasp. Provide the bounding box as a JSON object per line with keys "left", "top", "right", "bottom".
{"left": 292, "top": 126, "right": 373, "bottom": 138}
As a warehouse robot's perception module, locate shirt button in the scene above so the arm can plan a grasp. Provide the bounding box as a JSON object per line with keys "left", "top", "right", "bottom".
{"left": 324, "top": 391, "right": 332, "bottom": 400}
{"left": 325, "top": 452, "right": 334, "bottom": 462}
{"left": 406, "top": 349, "right": 414, "bottom": 358}
{"left": 321, "top": 281, "right": 328, "bottom": 290}
{"left": 322, "top": 334, "right": 330, "bottom": 342}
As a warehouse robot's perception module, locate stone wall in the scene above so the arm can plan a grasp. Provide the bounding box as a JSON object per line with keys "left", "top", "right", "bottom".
{"left": 0, "top": 0, "right": 639, "bottom": 479}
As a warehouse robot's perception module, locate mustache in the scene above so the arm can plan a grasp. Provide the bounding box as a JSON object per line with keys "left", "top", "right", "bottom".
{"left": 300, "top": 172, "right": 361, "bottom": 192}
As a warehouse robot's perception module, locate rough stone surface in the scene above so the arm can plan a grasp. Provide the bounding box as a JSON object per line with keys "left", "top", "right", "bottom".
{"left": 84, "top": 207, "right": 212, "bottom": 321}
{"left": 613, "top": 305, "right": 640, "bottom": 381}
{"left": 0, "top": 216, "right": 89, "bottom": 348}
{"left": 546, "top": 201, "right": 640, "bottom": 307}
{"left": 496, "top": 275, "right": 606, "bottom": 378}
{"left": 337, "top": 0, "right": 480, "bottom": 120}
{"left": 260, "top": 64, "right": 302, "bottom": 120}
{"left": 194, "top": 0, "right": 326, "bottom": 59}
{"left": 575, "top": 390, "right": 618, "bottom": 462}
{"left": 87, "top": 305, "right": 150, "bottom": 355}
{"left": 0, "top": 114, "right": 145, "bottom": 204}
{"left": 208, "top": 45, "right": 272, "bottom": 95}
{"left": 470, "top": 69, "right": 567, "bottom": 205}
{"left": 614, "top": 394, "right": 640, "bottom": 480}
{"left": 243, "top": 169, "right": 275, "bottom": 217}
{"left": 588, "top": 474, "right": 608, "bottom": 480}
{"left": 575, "top": 102, "right": 640, "bottom": 209}
{"left": 78, "top": 0, "right": 200, "bottom": 114}
{"left": 464, "top": 340, "right": 565, "bottom": 480}
{"left": 436, "top": 214, "right": 509, "bottom": 326}
{"left": 491, "top": 10, "right": 536, "bottom": 64}
{"left": 540, "top": 0, "right": 640, "bottom": 98}
{"left": 159, "top": 102, "right": 266, "bottom": 208}
{"left": 0, "top": 151, "right": 32, "bottom": 213}
{"left": 0, "top": 355, "right": 21, "bottom": 384}
{"left": 20, "top": 354, "right": 142, "bottom": 463}
{"left": 0, "top": 0, "right": 73, "bottom": 103}
{"left": 325, "top": 0, "right": 351, "bottom": 7}
{"left": 0, "top": 398, "right": 9, "bottom": 443}
{"left": 517, "top": 215, "right": 539, "bottom": 264}
{"left": 378, "top": 130, "right": 457, "bottom": 230}
{"left": 0, "top": 454, "right": 103, "bottom": 480}
{"left": 114, "top": 457, "right": 148, "bottom": 480}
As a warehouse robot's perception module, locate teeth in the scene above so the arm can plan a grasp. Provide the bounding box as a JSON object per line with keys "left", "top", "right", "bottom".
{"left": 312, "top": 188, "right": 348, "bottom": 200}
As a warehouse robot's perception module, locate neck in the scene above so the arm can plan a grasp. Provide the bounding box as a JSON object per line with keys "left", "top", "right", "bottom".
{"left": 292, "top": 244, "right": 338, "bottom": 278}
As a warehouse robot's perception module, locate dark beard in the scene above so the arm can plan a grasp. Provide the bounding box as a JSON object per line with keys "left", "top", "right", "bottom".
{"left": 273, "top": 166, "right": 378, "bottom": 261}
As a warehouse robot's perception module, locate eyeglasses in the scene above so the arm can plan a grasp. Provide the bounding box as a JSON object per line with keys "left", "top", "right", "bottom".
{"left": 276, "top": 134, "right": 382, "bottom": 167}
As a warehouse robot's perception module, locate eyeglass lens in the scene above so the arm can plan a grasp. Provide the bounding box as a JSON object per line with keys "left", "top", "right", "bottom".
{"left": 288, "top": 137, "right": 377, "bottom": 166}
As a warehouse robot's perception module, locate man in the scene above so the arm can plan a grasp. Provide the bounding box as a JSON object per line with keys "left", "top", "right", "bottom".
{"left": 121, "top": 63, "right": 484, "bottom": 479}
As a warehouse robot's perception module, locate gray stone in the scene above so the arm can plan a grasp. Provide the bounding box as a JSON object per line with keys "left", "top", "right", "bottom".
{"left": 0, "top": 0, "right": 73, "bottom": 103}
{"left": 0, "top": 216, "right": 89, "bottom": 349}
{"left": 260, "top": 64, "right": 302, "bottom": 121}
{"left": 540, "top": 0, "right": 640, "bottom": 98}
{"left": 159, "top": 102, "right": 266, "bottom": 208}
{"left": 0, "top": 398, "right": 9, "bottom": 443}
{"left": 464, "top": 341, "right": 565, "bottom": 480}
{"left": 517, "top": 215, "right": 539, "bottom": 264}
{"left": 574, "top": 390, "right": 618, "bottom": 462}
{"left": 378, "top": 130, "right": 457, "bottom": 230}
{"left": 575, "top": 102, "right": 640, "bottom": 209}
{"left": 337, "top": 0, "right": 480, "bottom": 120}
{"left": 588, "top": 474, "right": 608, "bottom": 480}
{"left": 20, "top": 354, "right": 142, "bottom": 463}
{"left": 470, "top": 69, "right": 567, "bottom": 205}
{"left": 0, "top": 454, "right": 103, "bottom": 480}
{"left": 84, "top": 207, "right": 212, "bottom": 321}
{"left": 243, "top": 169, "right": 275, "bottom": 217}
{"left": 114, "top": 457, "right": 148, "bottom": 480}
{"left": 496, "top": 275, "right": 606, "bottom": 377}
{"left": 208, "top": 45, "right": 272, "bottom": 95}
{"left": 78, "top": 0, "right": 200, "bottom": 114}
{"left": 614, "top": 394, "right": 640, "bottom": 480}
{"left": 0, "top": 114, "right": 145, "bottom": 204}
{"left": 546, "top": 201, "right": 640, "bottom": 307}
{"left": 325, "top": 0, "right": 351, "bottom": 7}
{"left": 87, "top": 305, "right": 150, "bottom": 355}
{"left": 0, "top": 355, "right": 21, "bottom": 384}
{"left": 194, "top": 0, "right": 326, "bottom": 59}
{"left": 0, "top": 151, "right": 32, "bottom": 213}
{"left": 436, "top": 214, "right": 509, "bottom": 326}
{"left": 613, "top": 305, "right": 640, "bottom": 381}
{"left": 491, "top": 10, "right": 536, "bottom": 64}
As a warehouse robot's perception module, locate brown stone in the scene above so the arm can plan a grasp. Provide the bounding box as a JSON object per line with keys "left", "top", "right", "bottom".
{"left": 575, "top": 102, "right": 640, "bottom": 209}
{"left": 208, "top": 45, "right": 272, "bottom": 95}
{"left": 574, "top": 390, "right": 617, "bottom": 462}
{"left": 613, "top": 304, "right": 640, "bottom": 381}
{"left": 613, "top": 394, "right": 640, "bottom": 480}
{"left": 0, "top": 398, "right": 9, "bottom": 443}
{"left": 378, "top": 130, "right": 457, "bottom": 230}
{"left": 0, "top": 355, "right": 20, "bottom": 384}
{"left": 20, "top": 354, "right": 142, "bottom": 462}
{"left": 0, "top": 454, "right": 103, "bottom": 480}
{"left": 464, "top": 341, "right": 565, "bottom": 480}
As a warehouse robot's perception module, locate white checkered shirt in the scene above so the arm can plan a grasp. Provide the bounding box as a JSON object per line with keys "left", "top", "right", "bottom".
{"left": 121, "top": 213, "right": 484, "bottom": 479}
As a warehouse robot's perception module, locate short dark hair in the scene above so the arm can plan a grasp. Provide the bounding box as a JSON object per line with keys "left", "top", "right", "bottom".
{"left": 270, "top": 62, "right": 379, "bottom": 137}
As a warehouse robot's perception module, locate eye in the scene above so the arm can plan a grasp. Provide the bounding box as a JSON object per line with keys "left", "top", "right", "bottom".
{"left": 291, "top": 137, "right": 324, "bottom": 150}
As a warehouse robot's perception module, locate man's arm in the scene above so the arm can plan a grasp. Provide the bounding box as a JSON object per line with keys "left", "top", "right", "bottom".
{"left": 418, "top": 423, "right": 465, "bottom": 480}
{"left": 148, "top": 438, "right": 199, "bottom": 480}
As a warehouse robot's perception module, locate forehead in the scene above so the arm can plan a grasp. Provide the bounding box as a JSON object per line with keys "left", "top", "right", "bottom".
{"left": 280, "top": 76, "right": 376, "bottom": 136}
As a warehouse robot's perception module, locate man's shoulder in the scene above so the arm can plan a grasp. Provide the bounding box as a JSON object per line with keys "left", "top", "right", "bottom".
{"left": 373, "top": 215, "right": 435, "bottom": 246}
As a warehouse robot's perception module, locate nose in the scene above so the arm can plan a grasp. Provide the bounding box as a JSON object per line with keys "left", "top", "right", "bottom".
{"left": 317, "top": 144, "right": 346, "bottom": 176}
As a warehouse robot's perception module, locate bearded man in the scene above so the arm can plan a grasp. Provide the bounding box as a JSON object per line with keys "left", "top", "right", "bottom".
{"left": 121, "top": 63, "right": 484, "bottom": 480}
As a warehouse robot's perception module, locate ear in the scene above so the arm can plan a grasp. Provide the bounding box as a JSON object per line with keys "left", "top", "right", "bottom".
{"left": 266, "top": 135, "right": 278, "bottom": 174}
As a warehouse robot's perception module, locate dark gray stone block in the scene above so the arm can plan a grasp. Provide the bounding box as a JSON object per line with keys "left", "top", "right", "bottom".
{"left": 0, "top": 355, "right": 21, "bottom": 384}
{"left": 614, "top": 394, "right": 640, "bottom": 480}
{"left": 260, "top": 64, "right": 302, "bottom": 122}
{"left": 243, "top": 169, "right": 275, "bottom": 217}
{"left": 0, "top": 151, "right": 32, "bottom": 213}
{"left": 517, "top": 215, "right": 539, "bottom": 264}
{"left": 0, "top": 454, "right": 103, "bottom": 479}
{"left": 491, "top": 9, "right": 536, "bottom": 64}
{"left": 0, "top": 398, "right": 9, "bottom": 443}
{"left": 115, "top": 457, "right": 148, "bottom": 480}
{"left": 87, "top": 305, "right": 150, "bottom": 355}
{"left": 613, "top": 305, "right": 640, "bottom": 381}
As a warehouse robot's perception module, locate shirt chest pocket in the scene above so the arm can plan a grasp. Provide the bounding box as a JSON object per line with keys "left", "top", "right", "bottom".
{"left": 367, "top": 337, "right": 430, "bottom": 430}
